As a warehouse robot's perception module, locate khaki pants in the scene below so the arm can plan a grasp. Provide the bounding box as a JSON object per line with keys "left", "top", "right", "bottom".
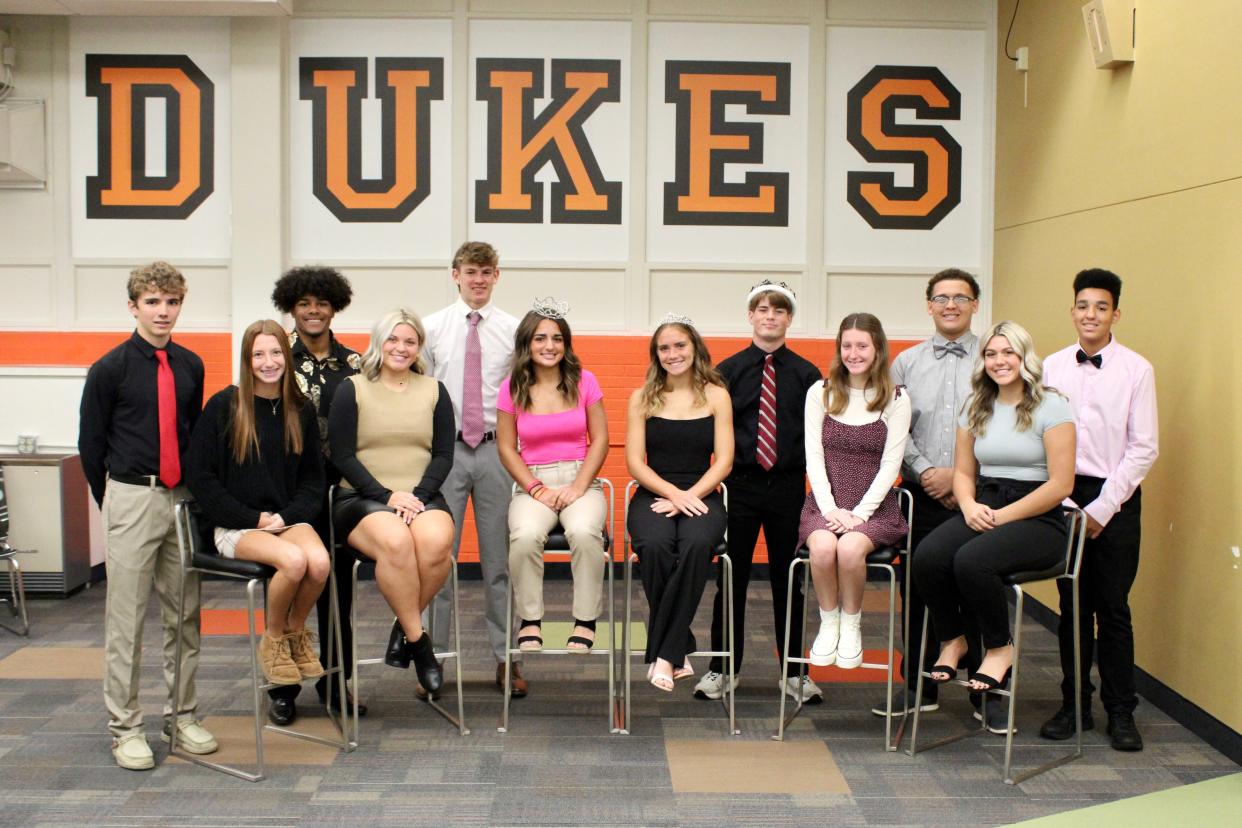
{"left": 102, "top": 479, "right": 201, "bottom": 738}
{"left": 508, "top": 461, "right": 607, "bottom": 622}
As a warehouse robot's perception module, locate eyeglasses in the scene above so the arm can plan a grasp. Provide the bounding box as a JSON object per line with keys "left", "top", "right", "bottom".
{"left": 930, "top": 294, "right": 975, "bottom": 307}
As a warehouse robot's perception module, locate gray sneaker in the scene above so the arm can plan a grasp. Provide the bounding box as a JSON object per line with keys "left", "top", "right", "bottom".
{"left": 871, "top": 688, "right": 940, "bottom": 717}
{"left": 974, "top": 700, "right": 1015, "bottom": 734}
{"left": 781, "top": 676, "right": 824, "bottom": 704}
{"left": 693, "top": 670, "right": 740, "bottom": 700}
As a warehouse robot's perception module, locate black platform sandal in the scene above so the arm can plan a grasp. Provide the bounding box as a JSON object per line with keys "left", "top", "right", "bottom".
{"left": 517, "top": 619, "right": 543, "bottom": 651}
{"left": 567, "top": 618, "right": 596, "bottom": 652}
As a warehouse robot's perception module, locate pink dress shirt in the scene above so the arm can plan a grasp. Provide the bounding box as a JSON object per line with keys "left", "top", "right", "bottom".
{"left": 1043, "top": 337, "right": 1158, "bottom": 527}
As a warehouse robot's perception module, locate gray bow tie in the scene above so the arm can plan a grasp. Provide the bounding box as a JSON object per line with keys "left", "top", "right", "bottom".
{"left": 933, "top": 341, "right": 967, "bottom": 359}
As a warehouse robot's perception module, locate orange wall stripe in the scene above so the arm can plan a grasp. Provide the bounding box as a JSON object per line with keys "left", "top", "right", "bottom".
{"left": 1, "top": 331, "right": 920, "bottom": 564}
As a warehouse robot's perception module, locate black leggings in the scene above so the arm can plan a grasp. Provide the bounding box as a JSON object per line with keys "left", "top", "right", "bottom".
{"left": 913, "top": 477, "right": 1067, "bottom": 650}
{"left": 627, "top": 488, "right": 726, "bottom": 665}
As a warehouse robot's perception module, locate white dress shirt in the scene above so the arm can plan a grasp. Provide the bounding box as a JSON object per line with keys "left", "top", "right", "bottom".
{"left": 422, "top": 297, "right": 519, "bottom": 433}
{"left": 1044, "top": 337, "right": 1158, "bottom": 527}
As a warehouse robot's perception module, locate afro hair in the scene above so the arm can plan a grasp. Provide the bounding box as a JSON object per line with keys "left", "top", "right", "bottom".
{"left": 271, "top": 266, "right": 353, "bottom": 314}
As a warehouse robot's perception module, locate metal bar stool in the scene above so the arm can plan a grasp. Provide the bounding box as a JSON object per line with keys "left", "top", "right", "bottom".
{"left": 329, "top": 487, "right": 470, "bottom": 743}
{"left": 499, "top": 479, "right": 616, "bottom": 733}
{"left": 171, "top": 500, "right": 352, "bottom": 782}
{"left": 907, "top": 507, "right": 1089, "bottom": 784}
{"left": 774, "top": 487, "right": 914, "bottom": 749}
{"left": 0, "top": 467, "right": 31, "bottom": 636}
{"left": 619, "top": 480, "right": 736, "bottom": 736}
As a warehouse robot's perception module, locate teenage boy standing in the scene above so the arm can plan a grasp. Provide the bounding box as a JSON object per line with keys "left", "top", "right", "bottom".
{"left": 79, "top": 261, "right": 217, "bottom": 770}
{"left": 1041, "top": 268, "right": 1157, "bottom": 752}
{"left": 266, "top": 266, "right": 365, "bottom": 726}
{"left": 695, "top": 281, "right": 822, "bottom": 702}
{"left": 423, "top": 242, "right": 524, "bottom": 696}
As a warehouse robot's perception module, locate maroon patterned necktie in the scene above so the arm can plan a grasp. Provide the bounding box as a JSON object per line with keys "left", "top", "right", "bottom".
{"left": 757, "top": 353, "right": 777, "bottom": 471}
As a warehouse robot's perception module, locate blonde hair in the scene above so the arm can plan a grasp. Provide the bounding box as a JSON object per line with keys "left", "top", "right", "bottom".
{"left": 638, "top": 322, "right": 724, "bottom": 417}
{"left": 360, "top": 309, "right": 427, "bottom": 380}
{"left": 964, "top": 320, "right": 1054, "bottom": 435}
{"left": 822, "top": 313, "right": 894, "bottom": 416}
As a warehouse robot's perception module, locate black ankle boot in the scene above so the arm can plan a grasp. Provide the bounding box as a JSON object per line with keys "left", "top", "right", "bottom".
{"left": 407, "top": 632, "right": 443, "bottom": 694}
{"left": 384, "top": 619, "right": 411, "bottom": 669}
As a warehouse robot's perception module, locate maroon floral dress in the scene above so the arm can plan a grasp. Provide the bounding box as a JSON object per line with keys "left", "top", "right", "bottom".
{"left": 797, "top": 389, "right": 907, "bottom": 549}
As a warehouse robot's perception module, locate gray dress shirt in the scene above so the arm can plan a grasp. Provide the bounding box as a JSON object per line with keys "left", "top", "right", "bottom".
{"left": 890, "top": 331, "right": 978, "bottom": 480}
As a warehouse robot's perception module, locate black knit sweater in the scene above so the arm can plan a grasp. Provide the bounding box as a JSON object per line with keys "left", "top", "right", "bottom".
{"left": 186, "top": 386, "right": 325, "bottom": 529}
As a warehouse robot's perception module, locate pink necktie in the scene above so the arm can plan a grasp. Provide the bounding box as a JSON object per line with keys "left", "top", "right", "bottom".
{"left": 155, "top": 349, "right": 181, "bottom": 487}
{"left": 757, "top": 354, "right": 777, "bottom": 471}
{"left": 461, "top": 311, "right": 485, "bottom": 448}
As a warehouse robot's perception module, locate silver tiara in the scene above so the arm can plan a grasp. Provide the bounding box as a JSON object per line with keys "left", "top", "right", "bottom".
{"left": 747, "top": 278, "right": 797, "bottom": 310}
{"left": 531, "top": 296, "right": 570, "bottom": 319}
{"left": 658, "top": 312, "right": 695, "bottom": 327}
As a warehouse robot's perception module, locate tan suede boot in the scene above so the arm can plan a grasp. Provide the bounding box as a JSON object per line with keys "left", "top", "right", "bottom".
{"left": 259, "top": 632, "right": 301, "bottom": 685}
{"left": 288, "top": 628, "right": 325, "bottom": 679}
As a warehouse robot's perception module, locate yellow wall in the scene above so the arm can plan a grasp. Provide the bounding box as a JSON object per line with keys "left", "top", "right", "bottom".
{"left": 993, "top": 0, "right": 1242, "bottom": 732}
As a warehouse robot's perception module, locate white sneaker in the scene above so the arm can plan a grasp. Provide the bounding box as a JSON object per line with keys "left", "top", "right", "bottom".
{"left": 112, "top": 734, "right": 154, "bottom": 771}
{"left": 693, "top": 670, "right": 740, "bottom": 700}
{"left": 809, "top": 608, "right": 840, "bottom": 666}
{"left": 781, "top": 676, "right": 824, "bottom": 704}
{"left": 836, "top": 611, "right": 863, "bottom": 669}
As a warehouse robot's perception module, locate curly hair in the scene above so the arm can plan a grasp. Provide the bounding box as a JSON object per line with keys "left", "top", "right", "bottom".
{"left": 127, "top": 261, "right": 186, "bottom": 301}
{"left": 271, "top": 266, "right": 353, "bottom": 313}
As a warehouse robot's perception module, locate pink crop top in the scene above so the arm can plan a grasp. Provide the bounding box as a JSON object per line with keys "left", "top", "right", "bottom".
{"left": 497, "top": 369, "right": 604, "bottom": 465}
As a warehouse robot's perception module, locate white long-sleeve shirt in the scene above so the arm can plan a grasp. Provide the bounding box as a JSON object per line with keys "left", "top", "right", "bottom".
{"left": 804, "top": 382, "right": 911, "bottom": 520}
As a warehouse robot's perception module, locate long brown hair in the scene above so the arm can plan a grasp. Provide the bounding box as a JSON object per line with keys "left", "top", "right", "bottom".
{"left": 638, "top": 322, "right": 724, "bottom": 416}
{"left": 823, "top": 312, "right": 894, "bottom": 415}
{"left": 231, "top": 319, "right": 305, "bottom": 464}
{"left": 508, "top": 311, "right": 582, "bottom": 411}
{"left": 964, "top": 320, "right": 1053, "bottom": 436}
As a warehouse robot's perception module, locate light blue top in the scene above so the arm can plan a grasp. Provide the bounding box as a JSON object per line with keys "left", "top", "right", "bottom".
{"left": 960, "top": 392, "right": 1075, "bottom": 482}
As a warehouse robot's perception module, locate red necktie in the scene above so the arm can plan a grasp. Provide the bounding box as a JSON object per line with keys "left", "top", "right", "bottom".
{"left": 155, "top": 349, "right": 181, "bottom": 488}
{"left": 757, "top": 354, "right": 777, "bottom": 471}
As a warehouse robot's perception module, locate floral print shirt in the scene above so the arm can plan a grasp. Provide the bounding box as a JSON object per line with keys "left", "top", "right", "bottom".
{"left": 289, "top": 330, "right": 361, "bottom": 472}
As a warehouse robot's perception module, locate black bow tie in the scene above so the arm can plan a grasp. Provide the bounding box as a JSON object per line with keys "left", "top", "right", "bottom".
{"left": 933, "top": 341, "right": 967, "bottom": 359}
{"left": 1076, "top": 349, "right": 1103, "bottom": 368}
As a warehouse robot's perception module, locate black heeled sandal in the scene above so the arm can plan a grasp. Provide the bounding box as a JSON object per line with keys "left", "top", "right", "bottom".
{"left": 406, "top": 632, "right": 443, "bottom": 694}
{"left": 567, "top": 618, "right": 596, "bottom": 652}
{"left": 384, "top": 619, "right": 411, "bottom": 669}
{"left": 517, "top": 619, "right": 543, "bottom": 651}
{"left": 928, "top": 665, "right": 959, "bottom": 684}
{"left": 968, "top": 667, "right": 1012, "bottom": 692}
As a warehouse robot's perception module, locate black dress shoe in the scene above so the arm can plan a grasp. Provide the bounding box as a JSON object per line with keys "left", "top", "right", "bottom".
{"left": 407, "top": 632, "right": 443, "bottom": 694}
{"left": 1039, "top": 706, "right": 1095, "bottom": 740}
{"left": 1107, "top": 712, "right": 1144, "bottom": 751}
{"left": 415, "top": 660, "right": 445, "bottom": 701}
{"left": 268, "top": 696, "right": 297, "bottom": 726}
{"left": 385, "top": 619, "right": 411, "bottom": 669}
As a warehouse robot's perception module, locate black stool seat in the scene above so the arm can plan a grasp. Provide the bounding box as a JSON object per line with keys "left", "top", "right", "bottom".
{"left": 1004, "top": 564, "right": 1065, "bottom": 586}
{"left": 544, "top": 527, "right": 612, "bottom": 553}
{"left": 793, "top": 544, "right": 899, "bottom": 565}
{"left": 192, "top": 551, "right": 275, "bottom": 580}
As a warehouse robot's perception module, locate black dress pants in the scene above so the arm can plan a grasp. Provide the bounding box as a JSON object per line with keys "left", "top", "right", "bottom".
{"left": 902, "top": 486, "right": 981, "bottom": 700}
{"left": 269, "top": 498, "right": 355, "bottom": 704}
{"left": 1056, "top": 477, "right": 1142, "bottom": 715}
{"left": 914, "top": 478, "right": 1067, "bottom": 651}
{"left": 628, "top": 488, "right": 726, "bottom": 665}
{"left": 706, "top": 469, "right": 805, "bottom": 678}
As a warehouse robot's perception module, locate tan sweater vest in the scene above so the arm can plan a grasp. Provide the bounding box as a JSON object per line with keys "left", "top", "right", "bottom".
{"left": 344, "top": 373, "right": 439, "bottom": 495}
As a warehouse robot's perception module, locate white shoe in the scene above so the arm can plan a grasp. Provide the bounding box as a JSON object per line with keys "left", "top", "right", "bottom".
{"left": 162, "top": 718, "right": 219, "bottom": 755}
{"left": 781, "top": 676, "right": 824, "bottom": 704}
{"left": 836, "top": 611, "right": 863, "bottom": 669}
{"left": 112, "top": 734, "right": 154, "bottom": 771}
{"left": 693, "top": 670, "right": 740, "bottom": 700}
{"left": 809, "top": 608, "right": 840, "bottom": 666}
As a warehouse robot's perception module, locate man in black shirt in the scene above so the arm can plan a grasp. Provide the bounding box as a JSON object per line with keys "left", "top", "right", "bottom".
{"left": 267, "top": 266, "right": 363, "bottom": 726}
{"left": 695, "top": 281, "right": 823, "bottom": 703}
{"left": 78, "top": 262, "right": 216, "bottom": 770}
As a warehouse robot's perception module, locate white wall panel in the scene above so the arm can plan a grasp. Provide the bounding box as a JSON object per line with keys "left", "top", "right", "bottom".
{"left": 0, "top": 265, "right": 56, "bottom": 327}
{"left": 72, "top": 263, "right": 231, "bottom": 329}
{"left": 490, "top": 268, "right": 628, "bottom": 331}
{"left": 824, "top": 272, "right": 946, "bottom": 338}
{"left": 648, "top": 269, "right": 808, "bottom": 333}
